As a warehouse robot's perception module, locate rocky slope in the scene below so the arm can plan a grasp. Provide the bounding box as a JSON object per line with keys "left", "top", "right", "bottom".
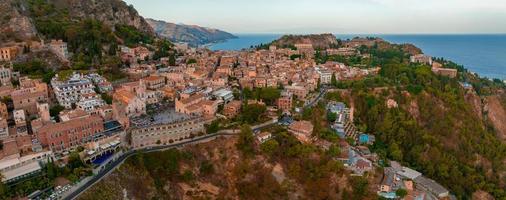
{"left": 0, "top": 0, "right": 154, "bottom": 43}
{"left": 485, "top": 94, "right": 506, "bottom": 141}
{"left": 0, "top": 0, "right": 37, "bottom": 42}
{"left": 270, "top": 33, "right": 339, "bottom": 49}
{"left": 79, "top": 136, "right": 380, "bottom": 200}
{"left": 146, "top": 18, "right": 236, "bottom": 46}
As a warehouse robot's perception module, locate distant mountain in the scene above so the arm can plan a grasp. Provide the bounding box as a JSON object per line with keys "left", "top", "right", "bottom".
{"left": 146, "top": 18, "right": 237, "bottom": 46}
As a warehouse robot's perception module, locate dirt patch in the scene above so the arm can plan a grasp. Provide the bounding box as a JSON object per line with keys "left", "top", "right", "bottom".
{"left": 271, "top": 163, "right": 286, "bottom": 184}
{"left": 465, "top": 90, "right": 483, "bottom": 120}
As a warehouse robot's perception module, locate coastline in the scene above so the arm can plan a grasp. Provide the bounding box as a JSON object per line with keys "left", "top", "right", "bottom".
{"left": 204, "top": 34, "right": 506, "bottom": 80}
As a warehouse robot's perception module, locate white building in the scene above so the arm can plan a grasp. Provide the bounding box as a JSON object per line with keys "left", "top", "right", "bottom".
{"left": 316, "top": 66, "right": 333, "bottom": 85}
{"left": 212, "top": 88, "right": 234, "bottom": 103}
{"left": 0, "top": 151, "right": 52, "bottom": 183}
{"left": 0, "top": 66, "right": 13, "bottom": 86}
{"left": 410, "top": 54, "right": 433, "bottom": 65}
{"left": 76, "top": 93, "right": 106, "bottom": 114}
{"left": 51, "top": 73, "right": 95, "bottom": 109}
{"left": 0, "top": 117, "right": 9, "bottom": 139}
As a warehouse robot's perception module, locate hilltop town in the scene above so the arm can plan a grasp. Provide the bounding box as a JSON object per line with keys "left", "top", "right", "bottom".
{"left": 1, "top": 0, "right": 506, "bottom": 200}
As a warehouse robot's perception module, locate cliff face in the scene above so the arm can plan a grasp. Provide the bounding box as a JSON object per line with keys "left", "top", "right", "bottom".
{"left": 0, "top": 0, "right": 154, "bottom": 43}
{"left": 49, "top": 0, "right": 154, "bottom": 35}
{"left": 0, "top": 0, "right": 37, "bottom": 42}
{"left": 146, "top": 18, "right": 237, "bottom": 46}
{"left": 271, "top": 33, "right": 339, "bottom": 49}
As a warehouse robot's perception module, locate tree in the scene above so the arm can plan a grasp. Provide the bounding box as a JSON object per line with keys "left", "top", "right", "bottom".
{"left": 101, "top": 93, "right": 113, "bottom": 104}
{"left": 205, "top": 120, "right": 220, "bottom": 134}
{"left": 50, "top": 105, "right": 65, "bottom": 118}
{"left": 241, "top": 103, "right": 267, "bottom": 124}
{"left": 326, "top": 144, "right": 341, "bottom": 157}
{"left": 169, "top": 54, "right": 176, "bottom": 66}
{"left": 388, "top": 142, "right": 403, "bottom": 161}
{"left": 199, "top": 160, "right": 214, "bottom": 175}
{"left": 259, "top": 87, "right": 281, "bottom": 105}
{"left": 260, "top": 139, "right": 279, "bottom": 155}
{"left": 237, "top": 125, "right": 255, "bottom": 157}
{"left": 0, "top": 174, "right": 6, "bottom": 197}
{"left": 327, "top": 112, "right": 337, "bottom": 122}
{"left": 396, "top": 189, "right": 408, "bottom": 198}
{"left": 331, "top": 73, "right": 338, "bottom": 86}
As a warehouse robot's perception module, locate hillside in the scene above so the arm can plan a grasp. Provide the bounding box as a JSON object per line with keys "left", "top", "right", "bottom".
{"left": 0, "top": 0, "right": 154, "bottom": 43}
{"left": 79, "top": 135, "right": 380, "bottom": 200}
{"left": 0, "top": 0, "right": 173, "bottom": 81}
{"left": 270, "top": 33, "right": 339, "bottom": 49}
{"left": 146, "top": 18, "right": 237, "bottom": 46}
{"left": 327, "top": 42, "right": 506, "bottom": 198}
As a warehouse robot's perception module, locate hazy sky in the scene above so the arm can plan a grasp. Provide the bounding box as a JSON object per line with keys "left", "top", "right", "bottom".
{"left": 123, "top": 0, "right": 506, "bottom": 34}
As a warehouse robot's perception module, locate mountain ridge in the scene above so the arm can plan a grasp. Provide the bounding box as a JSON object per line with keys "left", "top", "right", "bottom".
{"left": 146, "top": 18, "right": 237, "bottom": 46}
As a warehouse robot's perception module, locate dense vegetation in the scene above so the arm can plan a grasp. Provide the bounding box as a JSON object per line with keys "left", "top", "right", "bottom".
{"left": 1, "top": 151, "right": 91, "bottom": 199}
{"left": 23, "top": 0, "right": 174, "bottom": 81}
{"left": 328, "top": 44, "right": 506, "bottom": 198}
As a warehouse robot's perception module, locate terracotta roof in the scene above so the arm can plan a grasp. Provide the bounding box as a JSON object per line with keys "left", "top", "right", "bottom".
{"left": 179, "top": 93, "right": 204, "bottom": 105}
{"left": 289, "top": 120, "right": 313, "bottom": 135}
{"left": 142, "top": 75, "right": 164, "bottom": 82}
{"left": 114, "top": 89, "right": 136, "bottom": 105}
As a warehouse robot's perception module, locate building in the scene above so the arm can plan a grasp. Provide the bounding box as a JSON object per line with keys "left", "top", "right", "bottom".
{"left": 0, "top": 117, "right": 9, "bottom": 139}
{"left": 51, "top": 73, "right": 95, "bottom": 109}
{"left": 276, "top": 92, "right": 293, "bottom": 112}
{"left": 326, "top": 48, "right": 357, "bottom": 56}
{"left": 223, "top": 100, "right": 242, "bottom": 118}
{"left": 0, "top": 66, "right": 13, "bottom": 85}
{"left": 432, "top": 67, "right": 458, "bottom": 78}
{"left": 358, "top": 134, "right": 375, "bottom": 145}
{"left": 35, "top": 114, "right": 104, "bottom": 152}
{"left": 256, "top": 132, "right": 272, "bottom": 144}
{"left": 285, "top": 85, "right": 308, "bottom": 99}
{"left": 316, "top": 67, "right": 333, "bottom": 84}
{"left": 410, "top": 54, "right": 433, "bottom": 65}
{"left": 413, "top": 176, "right": 450, "bottom": 199}
{"left": 212, "top": 88, "right": 234, "bottom": 103}
{"left": 36, "top": 102, "right": 51, "bottom": 122}
{"left": 295, "top": 43, "right": 313, "bottom": 51}
{"left": 48, "top": 40, "right": 69, "bottom": 61}
{"left": 14, "top": 109, "right": 28, "bottom": 135}
{"left": 112, "top": 89, "right": 146, "bottom": 127}
{"left": 347, "top": 149, "right": 373, "bottom": 175}
{"left": 130, "top": 117, "right": 205, "bottom": 148}
{"left": 175, "top": 93, "right": 220, "bottom": 117}
{"left": 142, "top": 75, "right": 166, "bottom": 90}
{"left": 85, "top": 73, "right": 113, "bottom": 93}
{"left": 11, "top": 79, "right": 49, "bottom": 115}
{"left": 76, "top": 93, "right": 106, "bottom": 115}
{"left": 288, "top": 120, "right": 314, "bottom": 143}
{"left": 0, "top": 102, "right": 7, "bottom": 119}
{"left": 0, "top": 46, "right": 19, "bottom": 61}
{"left": 0, "top": 151, "right": 52, "bottom": 183}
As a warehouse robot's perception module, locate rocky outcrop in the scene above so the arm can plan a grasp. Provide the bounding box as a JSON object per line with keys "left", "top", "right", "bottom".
{"left": 0, "top": 0, "right": 154, "bottom": 43}
{"left": 271, "top": 33, "right": 338, "bottom": 49}
{"left": 49, "top": 0, "right": 154, "bottom": 35}
{"left": 484, "top": 95, "right": 506, "bottom": 141}
{"left": 146, "top": 18, "right": 236, "bottom": 46}
{"left": 0, "top": 0, "right": 37, "bottom": 43}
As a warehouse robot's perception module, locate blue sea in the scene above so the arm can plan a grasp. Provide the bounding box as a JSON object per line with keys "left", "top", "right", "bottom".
{"left": 209, "top": 34, "right": 506, "bottom": 80}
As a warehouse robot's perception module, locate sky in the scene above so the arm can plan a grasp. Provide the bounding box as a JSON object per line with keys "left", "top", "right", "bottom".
{"left": 123, "top": 0, "right": 506, "bottom": 34}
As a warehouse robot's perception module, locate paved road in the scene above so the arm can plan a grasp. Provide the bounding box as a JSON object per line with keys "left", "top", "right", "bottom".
{"left": 304, "top": 88, "right": 328, "bottom": 109}
{"left": 63, "top": 132, "right": 236, "bottom": 200}
{"left": 63, "top": 120, "right": 280, "bottom": 200}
